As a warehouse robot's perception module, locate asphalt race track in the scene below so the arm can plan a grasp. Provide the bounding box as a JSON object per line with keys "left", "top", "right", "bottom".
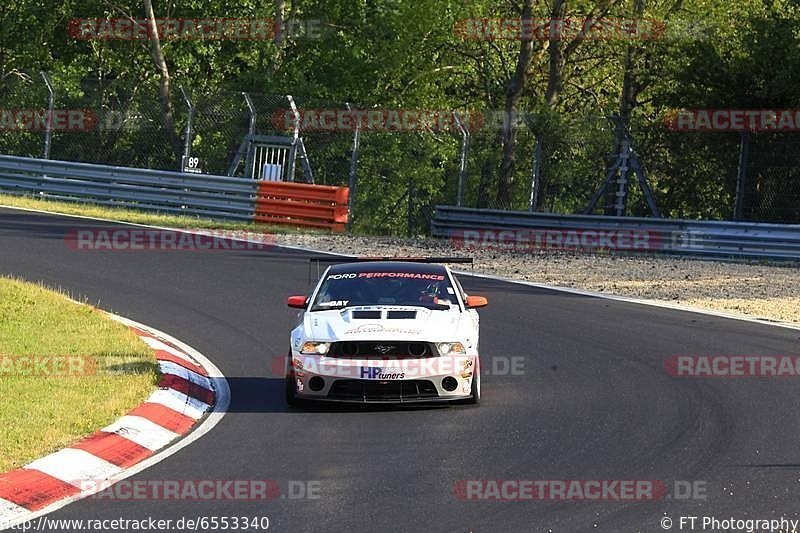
{"left": 2, "top": 206, "right": 800, "bottom": 533}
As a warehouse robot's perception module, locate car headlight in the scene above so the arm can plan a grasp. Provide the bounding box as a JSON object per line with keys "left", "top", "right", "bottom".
{"left": 300, "top": 341, "right": 331, "bottom": 355}
{"left": 437, "top": 342, "right": 466, "bottom": 355}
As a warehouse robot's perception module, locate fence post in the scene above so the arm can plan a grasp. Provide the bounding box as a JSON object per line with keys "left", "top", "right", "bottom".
{"left": 345, "top": 102, "right": 360, "bottom": 230}
{"left": 242, "top": 92, "right": 257, "bottom": 178}
{"left": 40, "top": 72, "right": 54, "bottom": 160}
{"left": 407, "top": 175, "right": 415, "bottom": 237}
{"left": 453, "top": 112, "right": 469, "bottom": 207}
{"left": 286, "top": 95, "right": 301, "bottom": 181}
{"left": 734, "top": 130, "right": 750, "bottom": 220}
{"left": 179, "top": 87, "right": 194, "bottom": 172}
{"left": 529, "top": 136, "right": 542, "bottom": 211}
{"left": 243, "top": 92, "right": 256, "bottom": 135}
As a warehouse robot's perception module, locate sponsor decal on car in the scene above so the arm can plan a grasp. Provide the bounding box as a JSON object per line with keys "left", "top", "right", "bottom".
{"left": 318, "top": 300, "right": 349, "bottom": 307}
{"left": 326, "top": 273, "right": 357, "bottom": 280}
{"left": 357, "top": 272, "right": 445, "bottom": 280}
{"left": 342, "top": 324, "right": 423, "bottom": 336}
{"left": 359, "top": 366, "right": 407, "bottom": 380}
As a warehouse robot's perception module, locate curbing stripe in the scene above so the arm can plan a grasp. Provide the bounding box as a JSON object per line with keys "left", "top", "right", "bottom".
{"left": 158, "top": 374, "right": 215, "bottom": 405}
{"left": 0, "top": 323, "right": 219, "bottom": 523}
{"left": 0, "top": 470, "right": 80, "bottom": 511}
{"left": 141, "top": 337, "right": 199, "bottom": 365}
{"left": 156, "top": 360, "right": 214, "bottom": 391}
{"left": 2, "top": 201, "right": 798, "bottom": 528}
{"left": 70, "top": 433, "right": 153, "bottom": 468}
{"left": 0, "top": 305, "right": 229, "bottom": 531}
{"left": 145, "top": 389, "right": 209, "bottom": 420}
{"left": 0, "top": 500, "right": 27, "bottom": 521}
{"left": 24, "top": 450, "right": 122, "bottom": 489}
{"left": 151, "top": 350, "right": 208, "bottom": 377}
{"left": 100, "top": 416, "right": 181, "bottom": 452}
{"left": 128, "top": 404, "right": 196, "bottom": 435}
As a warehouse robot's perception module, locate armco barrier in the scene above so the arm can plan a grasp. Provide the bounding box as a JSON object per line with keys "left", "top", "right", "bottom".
{"left": 431, "top": 205, "right": 800, "bottom": 261}
{"left": 255, "top": 181, "right": 349, "bottom": 232}
{"left": 0, "top": 155, "right": 348, "bottom": 231}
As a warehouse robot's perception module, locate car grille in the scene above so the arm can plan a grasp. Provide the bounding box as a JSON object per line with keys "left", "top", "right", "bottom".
{"left": 351, "top": 311, "right": 381, "bottom": 319}
{"left": 328, "top": 341, "right": 436, "bottom": 358}
{"left": 327, "top": 379, "right": 439, "bottom": 402}
{"left": 350, "top": 310, "right": 418, "bottom": 319}
{"left": 386, "top": 310, "right": 417, "bottom": 319}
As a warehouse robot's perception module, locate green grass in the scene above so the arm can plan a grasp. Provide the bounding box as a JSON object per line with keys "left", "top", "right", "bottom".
{"left": 0, "top": 277, "right": 158, "bottom": 472}
{"left": 0, "top": 192, "right": 322, "bottom": 234}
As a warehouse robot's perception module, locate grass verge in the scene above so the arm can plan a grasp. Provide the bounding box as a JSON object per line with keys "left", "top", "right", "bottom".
{"left": 0, "top": 192, "right": 318, "bottom": 234}
{"left": 0, "top": 277, "right": 158, "bottom": 472}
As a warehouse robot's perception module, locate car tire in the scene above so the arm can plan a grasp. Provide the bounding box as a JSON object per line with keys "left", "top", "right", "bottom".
{"left": 285, "top": 353, "right": 299, "bottom": 407}
{"left": 285, "top": 375, "right": 299, "bottom": 406}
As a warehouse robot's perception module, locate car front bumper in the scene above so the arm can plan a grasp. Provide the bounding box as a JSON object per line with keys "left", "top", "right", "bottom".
{"left": 287, "top": 354, "right": 477, "bottom": 403}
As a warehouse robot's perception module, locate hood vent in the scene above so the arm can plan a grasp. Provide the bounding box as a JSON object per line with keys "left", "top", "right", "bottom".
{"left": 352, "top": 310, "right": 382, "bottom": 319}
{"left": 387, "top": 310, "right": 417, "bottom": 319}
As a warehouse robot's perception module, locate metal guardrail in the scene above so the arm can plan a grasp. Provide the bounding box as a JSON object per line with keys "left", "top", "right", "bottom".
{"left": 432, "top": 205, "right": 800, "bottom": 261}
{"left": 0, "top": 155, "right": 349, "bottom": 229}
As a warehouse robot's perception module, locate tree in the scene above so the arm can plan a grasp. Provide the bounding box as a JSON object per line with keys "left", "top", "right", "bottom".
{"left": 496, "top": 0, "right": 535, "bottom": 208}
{"left": 143, "top": 0, "right": 180, "bottom": 154}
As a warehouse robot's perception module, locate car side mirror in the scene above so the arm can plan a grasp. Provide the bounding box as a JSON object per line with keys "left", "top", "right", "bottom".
{"left": 465, "top": 295, "right": 488, "bottom": 308}
{"left": 287, "top": 295, "right": 308, "bottom": 309}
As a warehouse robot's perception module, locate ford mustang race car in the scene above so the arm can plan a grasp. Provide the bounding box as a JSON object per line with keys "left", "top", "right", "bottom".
{"left": 284, "top": 258, "right": 488, "bottom": 405}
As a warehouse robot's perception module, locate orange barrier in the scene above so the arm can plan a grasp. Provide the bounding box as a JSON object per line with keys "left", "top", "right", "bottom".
{"left": 255, "top": 181, "right": 350, "bottom": 232}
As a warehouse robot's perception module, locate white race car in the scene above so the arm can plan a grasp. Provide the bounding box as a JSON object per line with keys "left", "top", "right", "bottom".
{"left": 284, "top": 258, "right": 488, "bottom": 405}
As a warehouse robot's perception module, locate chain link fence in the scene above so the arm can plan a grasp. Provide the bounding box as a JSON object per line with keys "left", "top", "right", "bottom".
{"left": 2, "top": 71, "right": 799, "bottom": 232}
{"left": 741, "top": 132, "right": 800, "bottom": 223}
{"left": 0, "top": 71, "right": 51, "bottom": 159}
{"left": 633, "top": 121, "right": 800, "bottom": 223}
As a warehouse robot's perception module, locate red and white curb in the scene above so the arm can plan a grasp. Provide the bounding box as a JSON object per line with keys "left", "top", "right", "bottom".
{"left": 0, "top": 313, "right": 230, "bottom": 530}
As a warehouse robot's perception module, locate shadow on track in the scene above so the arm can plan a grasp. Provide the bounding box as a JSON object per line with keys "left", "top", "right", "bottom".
{"left": 223, "top": 376, "right": 454, "bottom": 413}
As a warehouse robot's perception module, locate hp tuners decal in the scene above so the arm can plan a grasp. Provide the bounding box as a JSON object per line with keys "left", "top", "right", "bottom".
{"left": 359, "top": 367, "right": 406, "bottom": 379}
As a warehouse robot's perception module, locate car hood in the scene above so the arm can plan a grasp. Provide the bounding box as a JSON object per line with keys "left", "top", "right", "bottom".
{"left": 299, "top": 306, "right": 469, "bottom": 342}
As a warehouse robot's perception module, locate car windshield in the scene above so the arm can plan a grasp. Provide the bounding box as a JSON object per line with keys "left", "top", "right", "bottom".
{"left": 310, "top": 270, "right": 457, "bottom": 311}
